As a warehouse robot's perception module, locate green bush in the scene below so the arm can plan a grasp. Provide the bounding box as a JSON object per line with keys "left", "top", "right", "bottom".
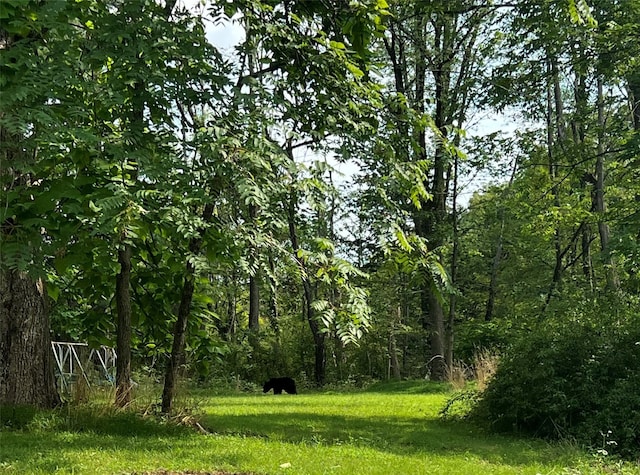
{"left": 471, "top": 307, "right": 640, "bottom": 458}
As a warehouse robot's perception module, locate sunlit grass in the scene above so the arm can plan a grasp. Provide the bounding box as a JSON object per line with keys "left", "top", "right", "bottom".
{"left": 0, "top": 381, "right": 638, "bottom": 474}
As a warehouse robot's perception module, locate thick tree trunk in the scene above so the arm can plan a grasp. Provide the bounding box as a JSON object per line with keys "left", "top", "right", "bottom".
{"left": 421, "top": 290, "right": 446, "bottom": 380}
{"left": 421, "top": 112, "right": 448, "bottom": 378}
{"left": 386, "top": 4, "right": 481, "bottom": 379}
{"left": 0, "top": 270, "right": 61, "bottom": 408}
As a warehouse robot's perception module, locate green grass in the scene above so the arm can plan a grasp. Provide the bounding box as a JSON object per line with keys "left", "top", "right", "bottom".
{"left": 0, "top": 381, "right": 638, "bottom": 474}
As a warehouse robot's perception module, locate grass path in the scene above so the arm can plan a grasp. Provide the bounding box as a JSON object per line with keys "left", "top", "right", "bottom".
{"left": 0, "top": 381, "right": 637, "bottom": 474}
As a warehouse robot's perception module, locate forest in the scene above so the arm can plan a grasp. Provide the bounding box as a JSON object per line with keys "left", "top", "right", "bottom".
{"left": 1, "top": 0, "right": 639, "bottom": 467}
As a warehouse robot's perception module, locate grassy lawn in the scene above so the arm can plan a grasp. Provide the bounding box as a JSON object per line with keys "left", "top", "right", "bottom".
{"left": 0, "top": 381, "right": 637, "bottom": 474}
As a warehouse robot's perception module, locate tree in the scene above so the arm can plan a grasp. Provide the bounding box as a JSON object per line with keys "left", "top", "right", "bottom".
{"left": 0, "top": 1, "right": 67, "bottom": 408}
{"left": 201, "top": 0, "right": 385, "bottom": 386}
{"left": 351, "top": 0, "right": 494, "bottom": 379}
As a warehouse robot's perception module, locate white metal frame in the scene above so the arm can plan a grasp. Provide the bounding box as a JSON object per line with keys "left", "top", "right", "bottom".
{"left": 51, "top": 341, "right": 117, "bottom": 391}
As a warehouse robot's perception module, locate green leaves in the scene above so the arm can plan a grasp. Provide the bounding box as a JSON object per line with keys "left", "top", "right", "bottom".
{"left": 568, "top": 0, "right": 598, "bottom": 27}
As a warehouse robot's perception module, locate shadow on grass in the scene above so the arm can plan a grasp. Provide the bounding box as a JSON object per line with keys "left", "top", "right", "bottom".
{"left": 0, "top": 430, "right": 247, "bottom": 474}
{"left": 0, "top": 406, "right": 247, "bottom": 474}
{"left": 198, "top": 409, "right": 556, "bottom": 468}
{"left": 0, "top": 404, "right": 189, "bottom": 437}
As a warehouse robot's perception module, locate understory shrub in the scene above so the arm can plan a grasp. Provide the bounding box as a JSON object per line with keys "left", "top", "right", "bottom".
{"left": 471, "top": 306, "right": 640, "bottom": 458}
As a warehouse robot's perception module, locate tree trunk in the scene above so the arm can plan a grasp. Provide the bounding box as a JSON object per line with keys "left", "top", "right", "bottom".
{"left": 161, "top": 203, "right": 213, "bottom": 413}
{"left": 267, "top": 254, "right": 279, "bottom": 335}
{"left": 595, "top": 77, "right": 620, "bottom": 291}
{"left": 114, "top": 2, "right": 179, "bottom": 408}
{"left": 161, "top": 262, "right": 196, "bottom": 413}
{"left": 544, "top": 56, "right": 565, "bottom": 309}
{"left": 485, "top": 159, "right": 517, "bottom": 320}
{"left": 420, "top": 13, "right": 452, "bottom": 382}
{"left": 485, "top": 223, "right": 503, "bottom": 322}
{"left": 287, "top": 180, "right": 326, "bottom": 386}
{"left": 0, "top": 270, "right": 61, "bottom": 408}
{"left": 627, "top": 70, "right": 640, "bottom": 131}
{"left": 249, "top": 274, "right": 260, "bottom": 331}
{"left": 573, "top": 62, "right": 595, "bottom": 291}
{"left": 388, "top": 306, "right": 402, "bottom": 380}
{"left": 580, "top": 221, "right": 595, "bottom": 292}
{"left": 0, "top": 11, "right": 60, "bottom": 411}
{"left": 446, "top": 152, "right": 459, "bottom": 368}
{"left": 421, "top": 290, "right": 446, "bottom": 380}
{"left": 227, "top": 281, "right": 238, "bottom": 338}
{"left": 311, "top": 317, "right": 326, "bottom": 386}
{"left": 385, "top": 4, "right": 481, "bottom": 379}
{"left": 248, "top": 201, "right": 260, "bottom": 332}
{"left": 115, "top": 244, "right": 133, "bottom": 407}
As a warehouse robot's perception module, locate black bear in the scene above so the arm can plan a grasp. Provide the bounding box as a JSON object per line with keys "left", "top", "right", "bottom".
{"left": 263, "top": 377, "right": 297, "bottom": 395}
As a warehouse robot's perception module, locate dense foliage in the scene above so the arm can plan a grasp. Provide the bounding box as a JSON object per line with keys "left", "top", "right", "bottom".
{"left": 471, "top": 299, "right": 640, "bottom": 457}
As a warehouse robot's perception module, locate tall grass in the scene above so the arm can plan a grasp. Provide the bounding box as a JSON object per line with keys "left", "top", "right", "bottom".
{"left": 473, "top": 349, "right": 499, "bottom": 391}
{"left": 445, "top": 349, "right": 500, "bottom": 391}
{"left": 445, "top": 360, "right": 470, "bottom": 390}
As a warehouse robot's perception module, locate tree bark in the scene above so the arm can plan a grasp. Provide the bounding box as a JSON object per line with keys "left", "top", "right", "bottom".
{"left": 388, "top": 306, "right": 402, "bottom": 380}
{"left": 0, "top": 270, "right": 61, "bottom": 408}
{"left": 249, "top": 276, "right": 260, "bottom": 331}
{"left": 627, "top": 70, "right": 640, "bottom": 131}
{"left": 161, "top": 203, "right": 214, "bottom": 413}
{"left": 572, "top": 60, "right": 595, "bottom": 291}
{"left": 115, "top": 244, "right": 133, "bottom": 407}
{"left": 161, "top": 261, "right": 196, "bottom": 413}
{"left": 226, "top": 277, "right": 238, "bottom": 338}
{"left": 445, "top": 152, "right": 459, "bottom": 367}
{"left": 580, "top": 222, "right": 594, "bottom": 292}
{"left": 248, "top": 203, "right": 260, "bottom": 332}
{"left": 267, "top": 254, "right": 279, "bottom": 335}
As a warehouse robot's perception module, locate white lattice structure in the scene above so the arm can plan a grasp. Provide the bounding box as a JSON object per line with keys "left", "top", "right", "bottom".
{"left": 51, "top": 341, "right": 116, "bottom": 392}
